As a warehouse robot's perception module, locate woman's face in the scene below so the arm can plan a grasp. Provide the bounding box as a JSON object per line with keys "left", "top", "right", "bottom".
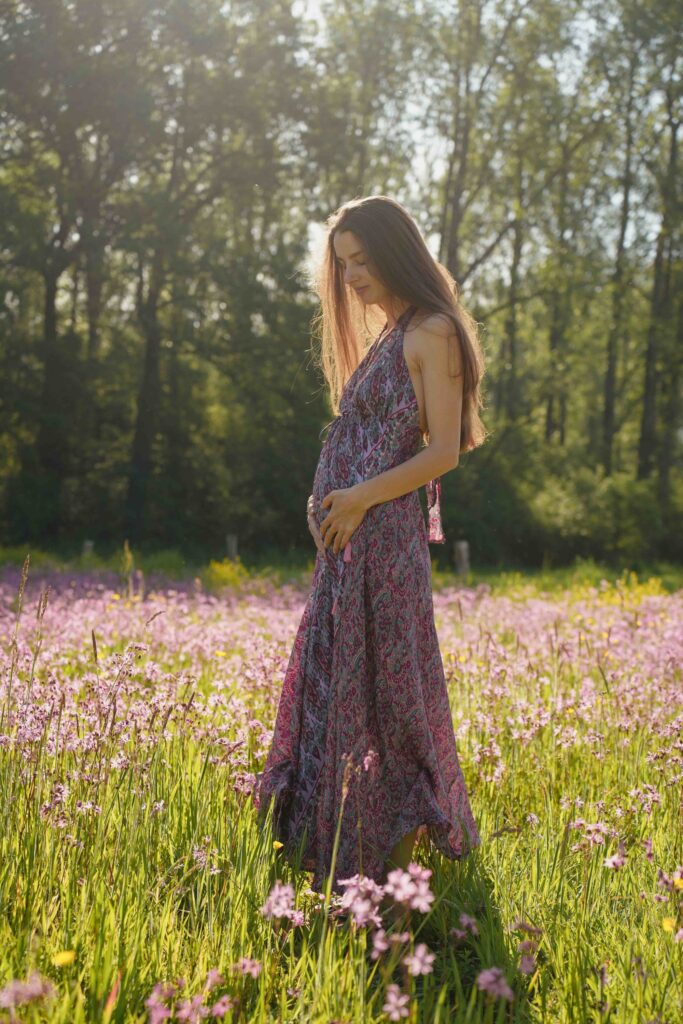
{"left": 333, "top": 230, "right": 388, "bottom": 305}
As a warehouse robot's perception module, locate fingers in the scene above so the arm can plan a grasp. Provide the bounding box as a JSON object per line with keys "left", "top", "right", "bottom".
{"left": 307, "top": 513, "right": 325, "bottom": 555}
{"left": 307, "top": 498, "right": 348, "bottom": 556}
{"left": 307, "top": 496, "right": 322, "bottom": 550}
{"left": 326, "top": 525, "right": 345, "bottom": 555}
{"left": 317, "top": 515, "right": 345, "bottom": 554}
{"left": 311, "top": 516, "right": 335, "bottom": 555}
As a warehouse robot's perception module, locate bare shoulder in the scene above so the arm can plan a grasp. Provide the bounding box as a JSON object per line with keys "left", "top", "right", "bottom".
{"left": 413, "top": 312, "right": 456, "bottom": 339}
{"left": 405, "top": 310, "right": 461, "bottom": 371}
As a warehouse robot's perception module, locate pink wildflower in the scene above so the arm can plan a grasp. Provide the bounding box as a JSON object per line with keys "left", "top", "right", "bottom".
{"left": 657, "top": 868, "right": 674, "bottom": 891}
{"left": 459, "top": 912, "right": 479, "bottom": 935}
{"left": 260, "top": 880, "right": 295, "bottom": 919}
{"left": 146, "top": 1003, "right": 172, "bottom": 1024}
{"left": 363, "top": 748, "right": 379, "bottom": 772}
{"left": 0, "top": 972, "right": 56, "bottom": 1011}
{"left": 517, "top": 939, "right": 538, "bottom": 953}
{"left": 382, "top": 982, "right": 410, "bottom": 1020}
{"left": 203, "top": 970, "right": 224, "bottom": 992}
{"left": 383, "top": 862, "right": 435, "bottom": 912}
{"left": 383, "top": 867, "right": 416, "bottom": 904}
{"left": 519, "top": 955, "right": 536, "bottom": 975}
{"left": 230, "top": 957, "right": 262, "bottom": 978}
{"left": 176, "top": 994, "right": 209, "bottom": 1021}
{"left": 337, "top": 872, "right": 384, "bottom": 928}
{"left": 144, "top": 980, "right": 181, "bottom": 1024}
{"left": 371, "top": 927, "right": 390, "bottom": 959}
{"left": 476, "top": 966, "right": 514, "bottom": 1001}
{"left": 210, "top": 994, "right": 236, "bottom": 1017}
{"left": 604, "top": 840, "right": 626, "bottom": 869}
{"left": 402, "top": 942, "right": 435, "bottom": 976}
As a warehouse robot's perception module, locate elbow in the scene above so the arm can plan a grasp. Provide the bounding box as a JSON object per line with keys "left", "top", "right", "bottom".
{"left": 433, "top": 445, "right": 459, "bottom": 473}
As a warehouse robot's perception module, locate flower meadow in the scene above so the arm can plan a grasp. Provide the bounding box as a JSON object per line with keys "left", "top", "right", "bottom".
{"left": 0, "top": 558, "right": 681, "bottom": 1023}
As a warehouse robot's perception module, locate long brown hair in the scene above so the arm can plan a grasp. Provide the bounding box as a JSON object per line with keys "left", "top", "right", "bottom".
{"left": 307, "top": 195, "right": 488, "bottom": 453}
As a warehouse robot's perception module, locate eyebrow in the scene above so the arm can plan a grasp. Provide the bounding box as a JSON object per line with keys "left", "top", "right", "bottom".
{"left": 335, "top": 249, "right": 365, "bottom": 263}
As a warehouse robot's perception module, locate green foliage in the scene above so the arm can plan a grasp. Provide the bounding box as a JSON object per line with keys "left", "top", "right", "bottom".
{"left": 137, "top": 549, "right": 195, "bottom": 579}
{"left": 201, "top": 556, "right": 251, "bottom": 593}
{"left": 527, "top": 469, "right": 677, "bottom": 565}
{"left": 0, "top": 545, "right": 60, "bottom": 569}
{"left": 0, "top": 0, "right": 680, "bottom": 568}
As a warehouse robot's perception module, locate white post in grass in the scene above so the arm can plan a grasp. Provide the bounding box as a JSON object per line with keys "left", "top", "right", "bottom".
{"left": 454, "top": 540, "right": 470, "bottom": 575}
{"left": 226, "top": 533, "right": 239, "bottom": 561}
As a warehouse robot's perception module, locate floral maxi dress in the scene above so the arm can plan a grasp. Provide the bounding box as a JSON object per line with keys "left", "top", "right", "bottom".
{"left": 252, "top": 304, "right": 481, "bottom": 894}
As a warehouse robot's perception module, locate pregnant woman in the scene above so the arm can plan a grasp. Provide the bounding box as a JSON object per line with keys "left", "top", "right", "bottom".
{"left": 253, "top": 195, "right": 487, "bottom": 897}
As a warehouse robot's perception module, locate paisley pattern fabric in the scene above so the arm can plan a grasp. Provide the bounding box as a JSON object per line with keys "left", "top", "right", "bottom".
{"left": 252, "top": 305, "right": 481, "bottom": 894}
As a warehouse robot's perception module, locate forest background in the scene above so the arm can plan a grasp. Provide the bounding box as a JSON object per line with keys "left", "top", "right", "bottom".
{"left": 0, "top": 0, "right": 681, "bottom": 572}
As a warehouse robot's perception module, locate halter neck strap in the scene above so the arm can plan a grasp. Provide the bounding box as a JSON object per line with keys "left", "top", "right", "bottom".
{"left": 396, "top": 304, "right": 417, "bottom": 330}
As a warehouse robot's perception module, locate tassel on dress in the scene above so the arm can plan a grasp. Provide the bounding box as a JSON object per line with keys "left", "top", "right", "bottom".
{"left": 426, "top": 476, "right": 445, "bottom": 544}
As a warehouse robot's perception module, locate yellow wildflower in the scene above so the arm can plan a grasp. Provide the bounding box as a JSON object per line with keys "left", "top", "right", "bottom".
{"left": 53, "top": 950, "right": 76, "bottom": 966}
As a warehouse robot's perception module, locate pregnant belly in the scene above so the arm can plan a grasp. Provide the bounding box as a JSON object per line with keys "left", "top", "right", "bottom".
{"left": 311, "top": 435, "right": 364, "bottom": 529}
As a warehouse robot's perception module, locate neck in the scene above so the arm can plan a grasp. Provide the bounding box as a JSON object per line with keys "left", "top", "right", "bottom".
{"left": 381, "top": 299, "right": 412, "bottom": 331}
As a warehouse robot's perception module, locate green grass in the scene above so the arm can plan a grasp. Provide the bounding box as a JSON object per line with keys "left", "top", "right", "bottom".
{"left": 0, "top": 557, "right": 681, "bottom": 1021}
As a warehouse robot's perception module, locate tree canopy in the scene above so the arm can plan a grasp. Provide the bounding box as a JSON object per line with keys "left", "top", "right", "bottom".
{"left": 0, "top": 0, "right": 680, "bottom": 567}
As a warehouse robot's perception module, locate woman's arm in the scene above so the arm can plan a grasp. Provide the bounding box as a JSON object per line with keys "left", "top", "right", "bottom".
{"left": 319, "top": 314, "right": 463, "bottom": 554}
{"left": 356, "top": 312, "right": 463, "bottom": 511}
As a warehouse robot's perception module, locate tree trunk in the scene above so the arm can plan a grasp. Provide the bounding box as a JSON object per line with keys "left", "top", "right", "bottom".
{"left": 602, "top": 62, "right": 635, "bottom": 475}
{"left": 637, "top": 78, "right": 679, "bottom": 481}
{"left": 85, "top": 235, "right": 105, "bottom": 362}
{"left": 637, "top": 226, "right": 668, "bottom": 479}
{"left": 125, "top": 251, "right": 165, "bottom": 542}
{"left": 35, "top": 269, "right": 66, "bottom": 539}
{"left": 545, "top": 148, "right": 571, "bottom": 445}
{"left": 503, "top": 156, "right": 525, "bottom": 423}
{"left": 657, "top": 290, "right": 682, "bottom": 510}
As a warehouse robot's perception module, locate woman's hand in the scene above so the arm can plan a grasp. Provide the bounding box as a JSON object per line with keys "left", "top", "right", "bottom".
{"left": 319, "top": 484, "right": 368, "bottom": 554}
{"left": 306, "top": 495, "right": 326, "bottom": 555}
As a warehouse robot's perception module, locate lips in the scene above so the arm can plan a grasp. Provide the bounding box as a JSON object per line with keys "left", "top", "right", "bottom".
{"left": 355, "top": 286, "right": 368, "bottom": 294}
